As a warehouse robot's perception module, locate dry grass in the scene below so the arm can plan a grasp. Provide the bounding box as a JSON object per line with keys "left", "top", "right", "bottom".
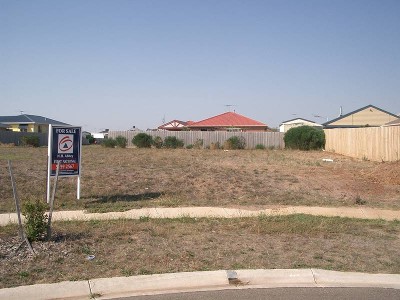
{"left": 1, "top": 145, "right": 400, "bottom": 213}
{"left": 1, "top": 215, "right": 399, "bottom": 288}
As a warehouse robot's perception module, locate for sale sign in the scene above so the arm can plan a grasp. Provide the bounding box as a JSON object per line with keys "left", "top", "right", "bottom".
{"left": 49, "top": 126, "right": 82, "bottom": 176}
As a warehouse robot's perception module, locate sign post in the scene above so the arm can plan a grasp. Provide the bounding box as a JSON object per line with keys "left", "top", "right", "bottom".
{"left": 47, "top": 125, "right": 82, "bottom": 203}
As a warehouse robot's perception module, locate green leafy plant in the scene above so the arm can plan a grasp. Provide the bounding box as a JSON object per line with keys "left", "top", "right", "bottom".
{"left": 164, "top": 136, "right": 184, "bottom": 149}
{"left": 284, "top": 126, "right": 325, "bottom": 150}
{"left": 152, "top": 136, "right": 163, "bottom": 149}
{"left": 22, "top": 199, "right": 48, "bottom": 242}
{"left": 115, "top": 136, "right": 127, "bottom": 148}
{"left": 20, "top": 135, "right": 40, "bottom": 147}
{"left": 86, "top": 134, "right": 95, "bottom": 144}
{"left": 132, "top": 133, "right": 153, "bottom": 148}
{"left": 224, "top": 136, "right": 246, "bottom": 150}
{"left": 102, "top": 138, "right": 117, "bottom": 148}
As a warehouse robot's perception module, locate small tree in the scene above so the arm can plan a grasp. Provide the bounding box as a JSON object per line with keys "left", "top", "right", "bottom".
{"left": 164, "top": 136, "right": 184, "bottom": 149}
{"left": 284, "top": 126, "right": 325, "bottom": 150}
{"left": 132, "top": 133, "right": 153, "bottom": 148}
{"left": 115, "top": 136, "right": 127, "bottom": 148}
{"left": 22, "top": 199, "right": 48, "bottom": 242}
{"left": 224, "top": 136, "right": 246, "bottom": 150}
{"left": 86, "top": 134, "right": 95, "bottom": 144}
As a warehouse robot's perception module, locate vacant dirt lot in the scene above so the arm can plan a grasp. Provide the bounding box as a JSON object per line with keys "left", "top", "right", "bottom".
{"left": 1, "top": 215, "right": 400, "bottom": 288}
{"left": 1, "top": 146, "right": 400, "bottom": 289}
{"left": 1, "top": 145, "right": 399, "bottom": 212}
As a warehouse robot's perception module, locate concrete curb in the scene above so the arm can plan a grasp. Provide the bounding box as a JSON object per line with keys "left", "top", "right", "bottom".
{"left": 1, "top": 269, "right": 399, "bottom": 300}
{"left": 90, "top": 270, "right": 228, "bottom": 299}
{"left": 1, "top": 206, "right": 400, "bottom": 226}
{"left": 0, "top": 280, "right": 89, "bottom": 300}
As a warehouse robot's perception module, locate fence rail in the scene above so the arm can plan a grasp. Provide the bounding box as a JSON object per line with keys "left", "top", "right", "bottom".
{"left": 109, "top": 131, "right": 285, "bottom": 149}
{"left": 324, "top": 126, "right": 400, "bottom": 162}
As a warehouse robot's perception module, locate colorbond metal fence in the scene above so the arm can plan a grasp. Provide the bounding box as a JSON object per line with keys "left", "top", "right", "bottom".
{"left": 0, "top": 132, "right": 48, "bottom": 146}
{"left": 324, "top": 126, "right": 400, "bottom": 162}
{"left": 108, "top": 131, "right": 285, "bottom": 149}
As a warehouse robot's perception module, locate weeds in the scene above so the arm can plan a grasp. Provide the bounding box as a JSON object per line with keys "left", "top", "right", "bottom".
{"left": 22, "top": 199, "right": 48, "bottom": 242}
{"left": 355, "top": 196, "right": 367, "bottom": 205}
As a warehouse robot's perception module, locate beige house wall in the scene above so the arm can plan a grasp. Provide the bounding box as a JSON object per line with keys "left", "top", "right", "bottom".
{"left": 331, "top": 107, "right": 399, "bottom": 127}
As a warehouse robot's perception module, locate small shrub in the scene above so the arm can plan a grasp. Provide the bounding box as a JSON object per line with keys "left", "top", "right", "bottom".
{"left": 102, "top": 138, "right": 117, "bottom": 148}
{"left": 132, "top": 133, "right": 153, "bottom": 148}
{"left": 164, "top": 136, "right": 184, "bottom": 149}
{"left": 284, "top": 126, "right": 325, "bottom": 150}
{"left": 193, "top": 139, "right": 204, "bottom": 149}
{"left": 20, "top": 135, "right": 40, "bottom": 147}
{"left": 224, "top": 136, "right": 246, "bottom": 150}
{"left": 255, "top": 144, "right": 265, "bottom": 150}
{"left": 210, "top": 142, "right": 220, "bottom": 150}
{"left": 152, "top": 136, "right": 163, "bottom": 149}
{"left": 22, "top": 199, "right": 48, "bottom": 242}
{"left": 115, "top": 136, "right": 127, "bottom": 148}
{"left": 186, "top": 144, "right": 194, "bottom": 149}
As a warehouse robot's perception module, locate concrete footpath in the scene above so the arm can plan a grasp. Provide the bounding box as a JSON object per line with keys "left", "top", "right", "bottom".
{"left": 1, "top": 205, "right": 400, "bottom": 226}
{"left": 1, "top": 207, "right": 400, "bottom": 299}
{"left": 1, "top": 269, "right": 400, "bottom": 300}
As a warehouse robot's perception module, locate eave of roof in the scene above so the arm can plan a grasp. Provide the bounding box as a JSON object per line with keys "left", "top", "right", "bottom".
{"left": 158, "top": 120, "right": 188, "bottom": 129}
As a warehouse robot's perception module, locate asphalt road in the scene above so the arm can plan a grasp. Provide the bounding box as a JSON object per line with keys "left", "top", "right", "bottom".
{"left": 117, "top": 287, "right": 400, "bottom": 300}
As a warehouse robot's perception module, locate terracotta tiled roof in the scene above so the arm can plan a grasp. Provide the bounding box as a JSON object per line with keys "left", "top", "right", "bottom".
{"left": 189, "top": 112, "right": 266, "bottom": 127}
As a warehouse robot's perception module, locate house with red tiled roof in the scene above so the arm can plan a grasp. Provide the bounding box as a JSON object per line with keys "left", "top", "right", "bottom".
{"left": 188, "top": 112, "right": 269, "bottom": 132}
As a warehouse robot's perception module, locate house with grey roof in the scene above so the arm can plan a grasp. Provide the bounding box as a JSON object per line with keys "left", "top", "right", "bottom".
{"left": 323, "top": 105, "right": 399, "bottom": 129}
{"left": 0, "top": 114, "right": 70, "bottom": 133}
{"left": 279, "top": 118, "right": 322, "bottom": 133}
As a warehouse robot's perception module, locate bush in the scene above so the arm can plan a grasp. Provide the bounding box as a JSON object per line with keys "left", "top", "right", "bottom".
{"left": 224, "top": 136, "right": 246, "bottom": 150}
{"left": 255, "top": 144, "right": 266, "bottom": 150}
{"left": 152, "top": 136, "right": 163, "bottom": 149}
{"left": 164, "top": 136, "right": 184, "bottom": 149}
{"left": 284, "top": 126, "right": 325, "bottom": 150}
{"left": 102, "top": 138, "right": 117, "bottom": 148}
{"left": 186, "top": 144, "right": 194, "bottom": 149}
{"left": 132, "top": 133, "right": 153, "bottom": 148}
{"left": 86, "top": 134, "right": 95, "bottom": 144}
{"left": 20, "top": 135, "right": 40, "bottom": 147}
{"left": 22, "top": 199, "right": 48, "bottom": 242}
{"left": 115, "top": 136, "right": 127, "bottom": 148}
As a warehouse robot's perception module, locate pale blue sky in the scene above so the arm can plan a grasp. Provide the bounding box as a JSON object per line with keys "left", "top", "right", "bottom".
{"left": 1, "top": 0, "right": 399, "bottom": 131}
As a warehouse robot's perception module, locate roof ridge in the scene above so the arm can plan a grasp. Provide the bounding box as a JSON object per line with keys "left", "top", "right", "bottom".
{"left": 23, "top": 114, "right": 35, "bottom": 122}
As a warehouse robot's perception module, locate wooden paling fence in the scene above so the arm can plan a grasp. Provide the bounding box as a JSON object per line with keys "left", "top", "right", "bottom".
{"left": 109, "top": 131, "right": 285, "bottom": 149}
{"left": 324, "top": 126, "right": 400, "bottom": 162}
